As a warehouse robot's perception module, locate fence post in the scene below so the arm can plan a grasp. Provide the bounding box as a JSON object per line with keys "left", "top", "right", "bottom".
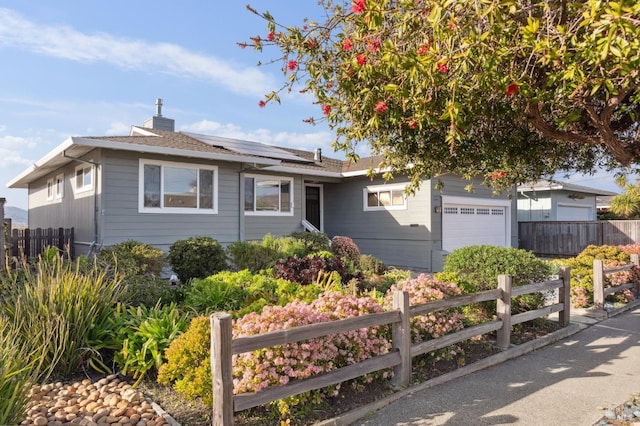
{"left": 593, "top": 259, "right": 605, "bottom": 310}
{"left": 496, "top": 275, "right": 512, "bottom": 350}
{"left": 0, "top": 198, "right": 5, "bottom": 267}
{"left": 631, "top": 254, "right": 640, "bottom": 299}
{"left": 391, "top": 290, "right": 411, "bottom": 388}
{"left": 24, "top": 228, "right": 31, "bottom": 259}
{"left": 558, "top": 267, "right": 571, "bottom": 326}
{"left": 211, "top": 312, "right": 234, "bottom": 426}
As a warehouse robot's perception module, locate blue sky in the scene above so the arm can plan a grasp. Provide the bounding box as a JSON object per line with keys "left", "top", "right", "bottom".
{"left": 0, "top": 1, "right": 623, "bottom": 210}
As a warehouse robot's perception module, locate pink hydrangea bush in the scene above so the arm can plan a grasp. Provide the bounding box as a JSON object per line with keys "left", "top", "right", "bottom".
{"left": 383, "top": 274, "right": 465, "bottom": 361}
{"left": 232, "top": 292, "right": 391, "bottom": 418}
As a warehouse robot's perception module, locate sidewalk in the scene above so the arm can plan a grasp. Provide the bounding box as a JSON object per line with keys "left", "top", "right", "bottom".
{"left": 322, "top": 302, "right": 640, "bottom": 426}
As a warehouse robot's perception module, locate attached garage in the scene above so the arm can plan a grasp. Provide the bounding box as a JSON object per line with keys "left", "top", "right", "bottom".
{"left": 556, "top": 204, "right": 593, "bottom": 221}
{"left": 441, "top": 195, "right": 511, "bottom": 252}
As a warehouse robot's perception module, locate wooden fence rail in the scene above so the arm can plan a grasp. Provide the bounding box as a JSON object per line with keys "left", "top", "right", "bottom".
{"left": 592, "top": 253, "right": 640, "bottom": 317}
{"left": 210, "top": 268, "right": 572, "bottom": 425}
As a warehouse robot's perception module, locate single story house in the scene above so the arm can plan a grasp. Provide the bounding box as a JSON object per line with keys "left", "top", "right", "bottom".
{"left": 8, "top": 101, "right": 517, "bottom": 271}
{"left": 517, "top": 179, "right": 618, "bottom": 222}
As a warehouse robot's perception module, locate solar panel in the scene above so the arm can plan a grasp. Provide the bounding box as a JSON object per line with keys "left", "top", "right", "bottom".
{"left": 184, "top": 132, "right": 310, "bottom": 163}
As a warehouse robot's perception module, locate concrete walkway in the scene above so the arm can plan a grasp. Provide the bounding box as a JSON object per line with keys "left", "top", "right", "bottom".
{"left": 324, "top": 303, "right": 640, "bottom": 426}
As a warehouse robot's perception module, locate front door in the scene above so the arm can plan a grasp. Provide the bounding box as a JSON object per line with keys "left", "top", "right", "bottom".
{"left": 305, "top": 185, "right": 322, "bottom": 230}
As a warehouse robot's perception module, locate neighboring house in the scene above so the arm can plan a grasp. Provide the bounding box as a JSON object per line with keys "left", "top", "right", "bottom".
{"left": 517, "top": 179, "right": 618, "bottom": 222}
{"left": 7, "top": 101, "right": 517, "bottom": 271}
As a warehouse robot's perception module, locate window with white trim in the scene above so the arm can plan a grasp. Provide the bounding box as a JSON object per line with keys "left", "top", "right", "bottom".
{"left": 139, "top": 159, "right": 218, "bottom": 214}
{"left": 47, "top": 174, "right": 65, "bottom": 200}
{"left": 244, "top": 174, "right": 293, "bottom": 215}
{"left": 75, "top": 165, "right": 93, "bottom": 193}
{"left": 363, "top": 184, "right": 407, "bottom": 211}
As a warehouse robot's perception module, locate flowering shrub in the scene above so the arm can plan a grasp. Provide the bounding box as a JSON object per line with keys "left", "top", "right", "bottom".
{"left": 330, "top": 236, "right": 361, "bottom": 266}
{"left": 383, "top": 274, "right": 464, "bottom": 342}
{"left": 232, "top": 292, "right": 391, "bottom": 418}
{"left": 563, "top": 245, "right": 633, "bottom": 308}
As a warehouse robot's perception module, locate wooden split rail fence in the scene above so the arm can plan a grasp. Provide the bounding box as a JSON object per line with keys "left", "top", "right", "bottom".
{"left": 592, "top": 253, "right": 640, "bottom": 318}
{"left": 210, "top": 268, "right": 572, "bottom": 425}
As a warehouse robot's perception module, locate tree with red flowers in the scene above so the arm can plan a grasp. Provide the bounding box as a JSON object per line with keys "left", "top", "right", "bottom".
{"left": 244, "top": 1, "right": 640, "bottom": 191}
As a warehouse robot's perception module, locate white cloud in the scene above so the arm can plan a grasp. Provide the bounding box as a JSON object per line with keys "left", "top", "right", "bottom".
{"left": 105, "top": 122, "right": 131, "bottom": 136}
{"left": 0, "top": 8, "right": 275, "bottom": 97}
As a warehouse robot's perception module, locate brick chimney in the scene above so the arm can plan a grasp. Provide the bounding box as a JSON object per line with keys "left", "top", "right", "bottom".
{"left": 143, "top": 98, "right": 175, "bottom": 131}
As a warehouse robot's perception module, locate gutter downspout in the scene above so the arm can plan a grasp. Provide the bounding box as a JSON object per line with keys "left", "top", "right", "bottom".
{"left": 63, "top": 150, "right": 100, "bottom": 255}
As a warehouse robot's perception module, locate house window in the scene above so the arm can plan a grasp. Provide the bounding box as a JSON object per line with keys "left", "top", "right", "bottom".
{"left": 363, "top": 184, "right": 407, "bottom": 211}
{"left": 244, "top": 174, "right": 293, "bottom": 215}
{"left": 139, "top": 159, "right": 218, "bottom": 214}
{"left": 75, "top": 165, "right": 93, "bottom": 193}
{"left": 47, "top": 174, "right": 65, "bottom": 200}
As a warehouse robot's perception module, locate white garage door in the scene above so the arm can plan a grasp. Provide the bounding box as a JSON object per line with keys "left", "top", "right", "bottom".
{"left": 442, "top": 196, "right": 510, "bottom": 252}
{"left": 557, "top": 204, "right": 592, "bottom": 221}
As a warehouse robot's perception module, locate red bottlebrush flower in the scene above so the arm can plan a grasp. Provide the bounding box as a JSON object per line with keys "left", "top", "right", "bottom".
{"left": 356, "top": 54, "right": 367, "bottom": 66}
{"left": 408, "top": 118, "right": 418, "bottom": 129}
{"left": 267, "top": 32, "right": 275, "bottom": 41}
{"left": 306, "top": 38, "right": 317, "bottom": 49}
{"left": 374, "top": 101, "right": 388, "bottom": 114}
{"left": 367, "top": 38, "right": 381, "bottom": 52}
{"left": 506, "top": 82, "right": 518, "bottom": 96}
{"left": 500, "top": 171, "right": 506, "bottom": 177}
{"left": 437, "top": 61, "right": 448, "bottom": 73}
{"left": 448, "top": 21, "right": 456, "bottom": 30}
{"left": 322, "top": 104, "right": 331, "bottom": 115}
{"left": 258, "top": 100, "right": 266, "bottom": 108}
{"left": 326, "top": 82, "right": 333, "bottom": 89}
{"left": 287, "top": 60, "right": 297, "bottom": 71}
{"left": 417, "top": 44, "right": 429, "bottom": 55}
{"left": 342, "top": 38, "right": 353, "bottom": 51}
{"left": 352, "top": 0, "right": 366, "bottom": 13}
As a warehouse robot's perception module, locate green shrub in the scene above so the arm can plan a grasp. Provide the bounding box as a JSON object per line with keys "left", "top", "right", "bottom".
{"left": 226, "top": 240, "right": 279, "bottom": 273}
{"left": 167, "top": 236, "right": 227, "bottom": 283}
{"left": 157, "top": 316, "right": 212, "bottom": 404}
{"left": 360, "top": 254, "right": 387, "bottom": 276}
{"left": 0, "top": 315, "right": 40, "bottom": 425}
{"left": 0, "top": 253, "right": 124, "bottom": 376}
{"left": 288, "top": 231, "right": 331, "bottom": 253}
{"left": 112, "top": 303, "right": 188, "bottom": 386}
{"left": 98, "top": 240, "right": 164, "bottom": 276}
{"left": 117, "top": 274, "right": 185, "bottom": 308}
{"left": 563, "top": 245, "right": 632, "bottom": 308}
{"left": 185, "top": 271, "right": 250, "bottom": 314}
{"left": 438, "top": 245, "right": 552, "bottom": 319}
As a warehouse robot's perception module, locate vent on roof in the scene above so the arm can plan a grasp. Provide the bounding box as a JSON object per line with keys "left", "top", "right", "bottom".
{"left": 143, "top": 98, "right": 175, "bottom": 131}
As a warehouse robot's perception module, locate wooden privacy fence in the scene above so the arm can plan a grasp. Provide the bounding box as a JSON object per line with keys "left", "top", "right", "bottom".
{"left": 592, "top": 254, "right": 640, "bottom": 317}
{"left": 210, "top": 268, "right": 572, "bottom": 425}
{"left": 519, "top": 220, "right": 640, "bottom": 257}
{"left": 9, "top": 227, "right": 75, "bottom": 260}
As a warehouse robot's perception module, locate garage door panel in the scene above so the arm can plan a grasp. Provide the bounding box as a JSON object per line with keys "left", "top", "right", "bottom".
{"left": 442, "top": 203, "right": 508, "bottom": 252}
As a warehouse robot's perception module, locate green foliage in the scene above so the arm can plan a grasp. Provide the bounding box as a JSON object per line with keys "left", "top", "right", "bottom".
{"left": 98, "top": 240, "right": 164, "bottom": 276}
{"left": 157, "top": 316, "right": 212, "bottom": 404}
{"left": 0, "top": 253, "right": 124, "bottom": 377}
{"left": 0, "top": 315, "right": 41, "bottom": 425}
{"left": 112, "top": 303, "right": 189, "bottom": 387}
{"left": 288, "top": 231, "right": 331, "bottom": 253}
{"left": 359, "top": 254, "right": 387, "bottom": 276}
{"left": 439, "top": 245, "right": 552, "bottom": 318}
{"left": 563, "top": 245, "right": 630, "bottom": 308}
{"left": 247, "top": 0, "right": 640, "bottom": 191}
{"left": 226, "top": 240, "right": 279, "bottom": 273}
{"left": 116, "top": 274, "right": 185, "bottom": 308}
{"left": 610, "top": 183, "right": 640, "bottom": 219}
{"left": 185, "top": 271, "right": 250, "bottom": 314}
{"left": 167, "top": 236, "right": 227, "bottom": 283}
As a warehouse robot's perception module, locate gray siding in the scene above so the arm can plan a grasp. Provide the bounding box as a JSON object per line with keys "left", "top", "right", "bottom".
{"left": 100, "top": 151, "right": 241, "bottom": 252}
{"left": 324, "top": 176, "right": 433, "bottom": 270}
{"left": 27, "top": 151, "right": 101, "bottom": 255}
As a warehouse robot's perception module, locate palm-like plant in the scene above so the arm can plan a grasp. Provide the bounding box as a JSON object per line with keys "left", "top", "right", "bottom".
{"left": 610, "top": 183, "right": 640, "bottom": 219}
